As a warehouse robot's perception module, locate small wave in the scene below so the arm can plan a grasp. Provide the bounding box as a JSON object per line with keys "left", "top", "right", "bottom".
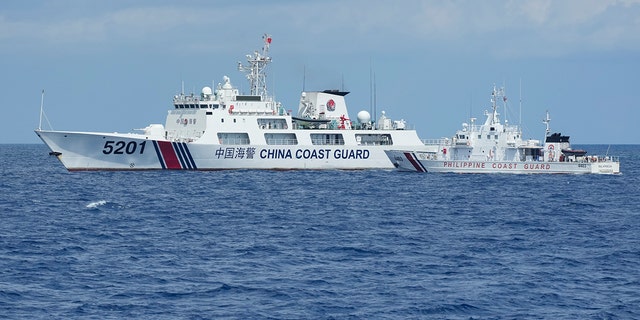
{"left": 86, "top": 200, "right": 107, "bottom": 209}
{"left": 422, "top": 303, "right": 485, "bottom": 315}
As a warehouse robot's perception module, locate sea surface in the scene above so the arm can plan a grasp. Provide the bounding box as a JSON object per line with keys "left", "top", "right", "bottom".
{"left": 1, "top": 144, "right": 639, "bottom": 319}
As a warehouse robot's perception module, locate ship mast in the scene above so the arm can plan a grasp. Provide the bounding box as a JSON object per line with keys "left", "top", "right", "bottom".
{"left": 489, "top": 85, "right": 504, "bottom": 125}
{"left": 543, "top": 110, "right": 551, "bottom": 137}
{"left": 238, "top": 34, "right": 272, "bottom": 100}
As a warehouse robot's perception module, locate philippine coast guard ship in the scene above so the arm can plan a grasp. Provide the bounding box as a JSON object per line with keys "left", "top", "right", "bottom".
{"left": 385, "top": 85, "right": 620, "bottom": 174}
{"left": 35, "top": 34, "right": 433, "bottom": 171}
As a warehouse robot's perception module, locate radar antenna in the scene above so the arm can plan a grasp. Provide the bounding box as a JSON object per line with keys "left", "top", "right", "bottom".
{"left": 238, "top": 34, "right": 272, "bottom": 99}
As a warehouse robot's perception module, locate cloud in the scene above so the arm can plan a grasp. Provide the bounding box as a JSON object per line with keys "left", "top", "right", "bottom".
{"left": 407, "top": 0, "right": 640, "bottom": 57}
{"left": 1, "top": 0, "right": 639, "bottom": 57}
{"left": 1, "top": 5, "right": 207, "bottom": 46}
{"left": 507, "top": 0, "right": 552, "bottom": 25}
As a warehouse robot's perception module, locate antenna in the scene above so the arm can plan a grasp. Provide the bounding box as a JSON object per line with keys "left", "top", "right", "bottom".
{"left": 502, "top": 80, "right": 507, "bottom": 125}
{"left": 302, "top": 65, "right": 306, "bottom": 92}
{"left": 38, "top": 89, "right": 44, "bottom": 130}
{"left": 469, "top": 92, "right": 473, "bottom": 122}
{"left": 519, "top": 78, "right": 522, "bottom": 127}
{"left": 503, "top": 85, "right": 508, "bottom": 125}
{"left": 38, "top": 89, "right": 53, "bottom": 131}
{"left": 373, "top": 71, "right": 377, "bottom": 128}
{"left": 369, "top": 58, "right": 373, "bottom": 119}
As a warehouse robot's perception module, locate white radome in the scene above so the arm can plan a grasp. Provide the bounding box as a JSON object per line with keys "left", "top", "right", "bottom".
{"left": 357, "top": 110, "right": 371, "bottom": 123}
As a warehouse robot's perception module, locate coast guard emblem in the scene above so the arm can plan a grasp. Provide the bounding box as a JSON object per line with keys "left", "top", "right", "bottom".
{"left": 327, "top": 99, "right": 336, "bottom": 112}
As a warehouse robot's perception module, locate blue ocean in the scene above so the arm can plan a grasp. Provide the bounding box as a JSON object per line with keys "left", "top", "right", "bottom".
{"left": 1, "top": 144, "right": 638, "bottom": 319}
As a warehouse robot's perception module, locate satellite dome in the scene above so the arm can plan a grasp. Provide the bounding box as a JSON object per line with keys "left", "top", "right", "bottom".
{"left": 202, "top": 86, "right": 213, "bottom": 95}
{"left": 357, "top": 110, "right": 371, "bottom": 123}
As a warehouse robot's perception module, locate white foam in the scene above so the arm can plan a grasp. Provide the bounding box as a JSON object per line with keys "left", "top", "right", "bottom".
{"left": 86, "top": 200, "right": 107, "bottom": 209}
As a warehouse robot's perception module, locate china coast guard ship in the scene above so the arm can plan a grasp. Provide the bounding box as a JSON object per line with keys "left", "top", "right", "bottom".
{"left": 35, "top": 35, "right": 433, "bottom": 171}
{"left": 385, "top": 85, "right": 620, "bottom": 174}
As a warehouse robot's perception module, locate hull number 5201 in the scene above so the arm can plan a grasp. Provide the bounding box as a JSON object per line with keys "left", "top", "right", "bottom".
{"left": 102, "top": 141, "right": 147, "bottom": 155}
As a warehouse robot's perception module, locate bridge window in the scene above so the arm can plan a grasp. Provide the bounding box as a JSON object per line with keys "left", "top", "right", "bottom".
{"left": 265, "top": 133, "right": 298, "bottom": 145}
{"left": 257, "top": 118, "right": 288, "bottom": 129}
{"left": 355, "top": 134, "right": 393, "bottom": 145}
{"left": 311, "top": 133, "right": 345, "bottom": 145}
{"left": 217, "top": 132, "right": 250, "bottom": 145}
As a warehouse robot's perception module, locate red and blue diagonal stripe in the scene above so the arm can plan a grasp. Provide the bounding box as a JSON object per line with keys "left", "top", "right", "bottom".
{"left": 405, "top": 152, "right": 427, "bottom": 172}
{"left": 152, "top": 141, "right": 197, "bottom": 170}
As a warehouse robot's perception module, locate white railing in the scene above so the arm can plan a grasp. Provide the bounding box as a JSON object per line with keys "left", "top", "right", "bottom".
{"left": 311, "top": 139, "right": 345, "bottom": 145}
{"left": 266, "top": 139, "right": 298, "bottom": 145}
{"left": 219, "top": 138, "right": 251, "bottom": 145}
{"left": 422, "top": 138, "right": 449, "bottom": 146}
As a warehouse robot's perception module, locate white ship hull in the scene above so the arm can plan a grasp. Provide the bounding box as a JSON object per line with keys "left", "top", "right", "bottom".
{"left": 35, "top": 35, "right": 434, "bottom": 171}
{"left": 386, "top": 150, "right": 620, "bottom": 174}
{"left": 37, "top": 130, "right": 432, "bottom": 170}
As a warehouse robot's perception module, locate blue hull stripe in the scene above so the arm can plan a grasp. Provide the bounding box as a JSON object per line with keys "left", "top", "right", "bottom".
{"left": 153, "top": 141, "right": 196, "bottom": 170}
{"left": 152, "top": 141, "right": 167, "bottom": 169}
{"left": 173, "top": 142, "right": 188, "bottom": 169}
{"left": 181, "top": 143, "right": 197, "bottom": 169}
{"left": 176, "top": 143, "right": 190, "bottom": 170}
{"left": 179, "top": 143, "right": 195, "bottom": 170}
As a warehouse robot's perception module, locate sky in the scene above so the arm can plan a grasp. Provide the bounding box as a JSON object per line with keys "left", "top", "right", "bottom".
{"left": 2, "top": 0, "right": 639, "bottom": 144}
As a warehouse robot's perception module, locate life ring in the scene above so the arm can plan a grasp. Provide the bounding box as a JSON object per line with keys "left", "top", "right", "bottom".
{"left": 229, "top": 105, "right": 234, "bottom": 114}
